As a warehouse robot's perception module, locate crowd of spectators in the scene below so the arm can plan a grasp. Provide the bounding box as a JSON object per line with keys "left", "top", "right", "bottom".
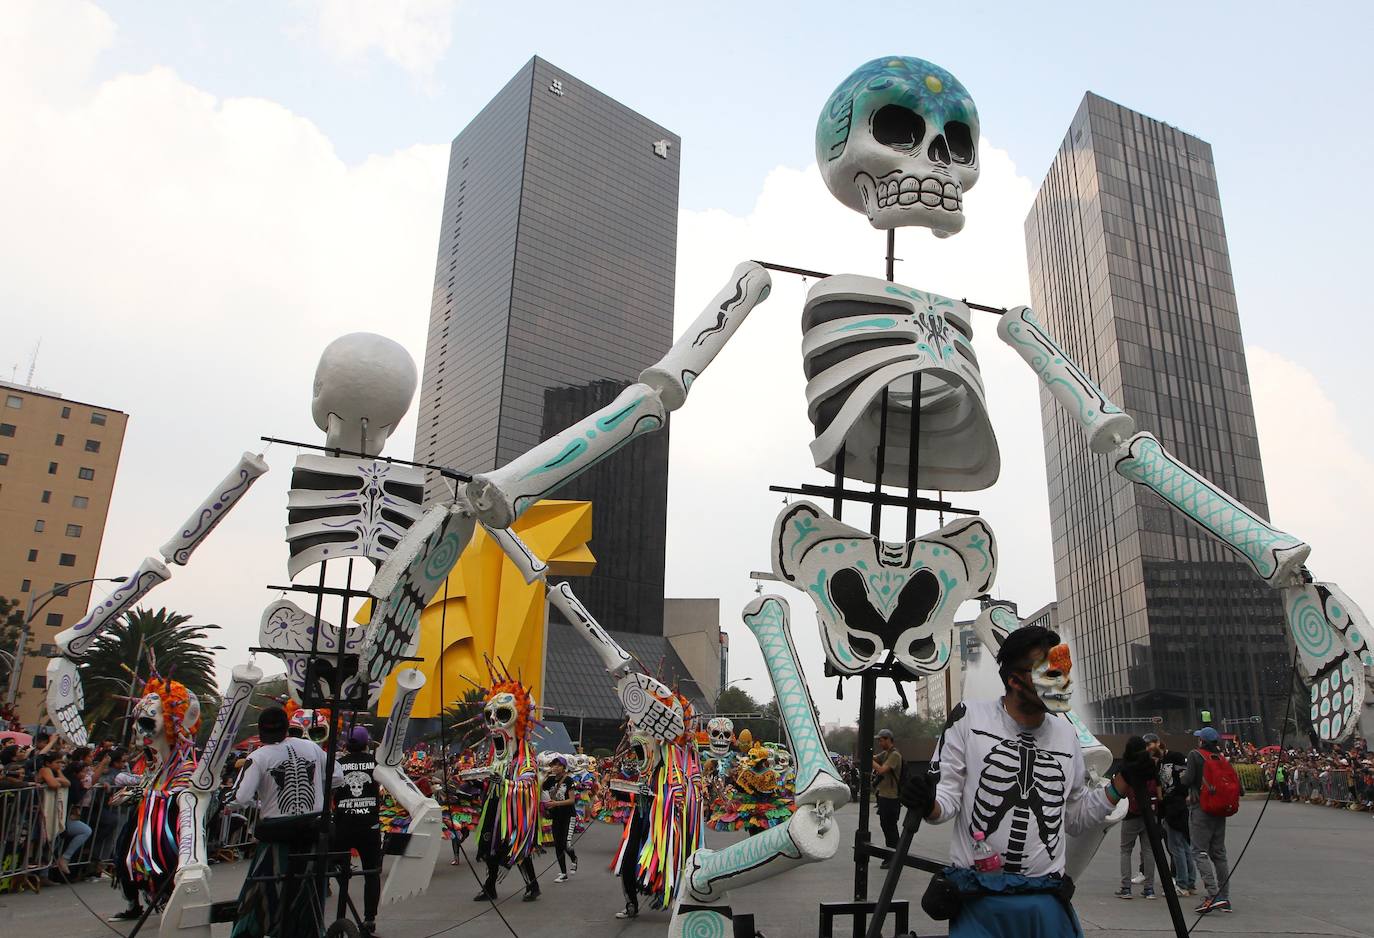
{"left": 1253, "top": 739, "right": 1374, "bottom": 810}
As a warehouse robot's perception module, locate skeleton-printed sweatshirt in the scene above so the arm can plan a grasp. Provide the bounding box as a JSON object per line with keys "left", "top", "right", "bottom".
{"left": 930, "top": 700, "right": 1116, "bottom": 878}
{"left": 229, "top": 737, "right": 345, "bottom": 821}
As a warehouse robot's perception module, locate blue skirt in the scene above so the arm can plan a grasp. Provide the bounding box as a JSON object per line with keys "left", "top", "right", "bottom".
{"left": 945, "top": 868, "right": 1083, "bottom": 938}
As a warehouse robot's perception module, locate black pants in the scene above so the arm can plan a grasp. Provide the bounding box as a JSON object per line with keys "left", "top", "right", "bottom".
{"left": 482, "top": 856, "right": 537, "bottom": 896}
{"left": 550, "top": 809, "right": 578, "bottom": 874}
{"left": 333, "top": 824, "right": 381, "bottom": 922}
{"left": 619, "top": 805, "right": 649, "bottom": 908}
{"left": 876, "top": 795, "right": 901, "bottom": 849}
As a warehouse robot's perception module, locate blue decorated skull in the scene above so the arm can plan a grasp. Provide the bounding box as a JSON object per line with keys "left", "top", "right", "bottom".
{"left": 816, "top": 57, "right": 979, "bottom": 236}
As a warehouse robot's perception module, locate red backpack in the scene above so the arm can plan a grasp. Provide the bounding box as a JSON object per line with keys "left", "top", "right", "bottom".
{"left": 1198, "top": 749, "right": 1241, "bottom": 817}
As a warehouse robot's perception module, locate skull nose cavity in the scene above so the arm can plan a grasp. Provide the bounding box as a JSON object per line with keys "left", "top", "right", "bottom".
{"left": 927, "top": 134, "right": 951, "bottom": 165}
{"left": 872, "top": 104, "right": 925, "bottom": 150}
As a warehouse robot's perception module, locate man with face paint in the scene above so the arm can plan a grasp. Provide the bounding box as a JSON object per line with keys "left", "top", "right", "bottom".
{"left": 902, "top": 626, "right": 1134, "bottom": 937}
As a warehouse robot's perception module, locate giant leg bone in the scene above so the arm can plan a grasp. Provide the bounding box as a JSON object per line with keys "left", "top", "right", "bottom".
{"left": 969, "top": 604, "right": 1126, "bottom": 880}
{"left": 374, "top": 668, "right": 445, "bottom": 904}
{"left": 668, "top": 597, "right": 848, "bottom": 938}
{"left": 999, "top": 304, "right": 1371, "bottom": 742}
{"left": 161, "top": 662, "right": 262, "bottom": 938}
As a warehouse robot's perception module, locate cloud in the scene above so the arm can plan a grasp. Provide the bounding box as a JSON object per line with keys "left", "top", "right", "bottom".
{"left": 293, "top": 0, "right": 459, "bottom": 84}
{"left": 1, "top": 0, "right": 448, "bottom": 680}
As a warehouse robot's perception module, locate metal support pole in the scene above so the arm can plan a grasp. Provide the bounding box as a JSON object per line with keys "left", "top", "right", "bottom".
{"left": 1139, "top": 786, "right": 1190, "bottom": 937}
{"left": 852, "top": 670, "right": 877, "bottom": 901}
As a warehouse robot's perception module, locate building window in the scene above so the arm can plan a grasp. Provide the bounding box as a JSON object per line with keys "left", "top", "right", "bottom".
{"left": 31, "top": 675, "right": 45, "bottom": 689}
{"left": 72, "top": 495, "right": 88, "bottom": 509}
{"left": 78, "top": 467, "right": 94, "bottom": 480}
{"left": 54, "top": 433, "right": 64, "bottom": 446}
{"left": 0, "top": 423, "right": 14, "bottom": 437}
{"left": 60, "top": 406, "right": 71, "bottom": 419}
{"left": 40, "top": 490, "right": 50, "bottom": 503}
{"left": 0, "top": 453, "right": 7, "bottom": 467}
{"left": 84, "top": 439, "right": 100, "bottom": 453}
{"left": 48, "top": 461, "right": 58, "bottom": 475}
{"left": 90, "top": 412, "right": 107, "bottom": 426}
{"left": 5, "top": 395, "right": 21, "bottom": 409}
{"left": 59, "top": 553, "right": 76, "bottom": 567}
{"left": 38, "top": 643, "right": 56, "bottom": 657}
{"left": 27, "top": 549, "right": 37, "bottom": 562}
{"left": 20, "top": 579, "right": 31, "bottom": 592}
{"left": 45, "top": 612, "right": 62, "bottom": 627}
{"left": 33, "top": 519, "right": 44, "bottom": 532}
{"left": 65, "top": 524, "right": 82, "bottom": 538}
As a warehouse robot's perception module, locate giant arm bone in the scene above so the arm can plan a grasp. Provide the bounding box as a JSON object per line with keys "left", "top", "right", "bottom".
{"left": 969, "top": 604, "right": 1126, "bottom": 880}
{"left": 999, "top": 305, "right": 1371, "bottom": 742}
{"left": 668, "top": 597, "right": 849, "bottom": 938}
{"left": 374, "top": 668, "right": 445, "bottom": 905}
{"left": 161, "top": 662, "right": 262, "bottom": 938}
{"left": 46, "top": 452, "right": 268, "bottom": 744}
{"left": 343, "top": 263, "right": 774, "bottom": 702}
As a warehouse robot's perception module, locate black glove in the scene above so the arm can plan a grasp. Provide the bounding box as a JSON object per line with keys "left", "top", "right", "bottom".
{"left": 899, "top": 767, "right": 939, "bottom": 818}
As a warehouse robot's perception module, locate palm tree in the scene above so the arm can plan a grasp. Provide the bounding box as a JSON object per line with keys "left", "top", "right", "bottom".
{"left": 76, "top": 606, "right": 219, "bottom": 744}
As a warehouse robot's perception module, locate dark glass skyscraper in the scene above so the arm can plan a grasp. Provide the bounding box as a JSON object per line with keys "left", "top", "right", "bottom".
{"left": 1024, "top": 93, "right": 1287, "bottom": 736}
{"left": 416, "top": 56, "right": 678, "bottom": 635}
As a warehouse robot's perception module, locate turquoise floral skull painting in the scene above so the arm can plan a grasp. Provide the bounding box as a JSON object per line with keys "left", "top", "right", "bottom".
{"left": 816, "top": 56, "right": 980, "bottom": 236}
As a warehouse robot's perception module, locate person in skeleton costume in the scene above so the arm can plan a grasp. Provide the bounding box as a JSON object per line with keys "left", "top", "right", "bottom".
{"left": 471, "top": 676, "right": 541, "bottom": 903}
{"left": 108, "top": 677, "right": 202, "bottom": 922}
{"left": 902, "top": 627, "right": 1134, "bottom": 936}
{"left": 226, "top": 706, "right": 344, "bottom": 938}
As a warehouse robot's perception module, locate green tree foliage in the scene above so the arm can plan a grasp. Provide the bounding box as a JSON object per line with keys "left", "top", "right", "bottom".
{"left": 712, "top": 685, "right": 784, "bottom": 745}
{"left": 823, "top": 703, "right": 948, "bottom": 759}
{"left": 76, "top": 607, "right": 218, "bottom": 744}
{"left": 0, "top": 595, "right": 26, "bottom": 695}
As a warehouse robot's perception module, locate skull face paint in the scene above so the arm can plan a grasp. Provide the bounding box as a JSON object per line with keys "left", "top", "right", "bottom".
{"left": 628, "top": 728, "right": 661, "bottom": 778}
{"left": 706, "top": 717, "right": 734, "bottom": 757}
{"left": 1031, "top": 644, "right": 1074, "bottom": 713}
{"left": 817, "top": 56, "right": 979, "bottom": 236}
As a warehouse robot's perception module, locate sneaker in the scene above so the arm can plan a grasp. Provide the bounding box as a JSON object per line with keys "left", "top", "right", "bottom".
{"left": 570, "top": 858, "right": 578, "bottom": 875}
{"left": 615, "top": 903, "right": 639, "bottom": 919}
{"left": 110, "top": 908, "right": 143, "bottom": 922}
{"left": 472, "top": 890, "right": 496, "bottom": 902}
{"left": 1173, "top": 881, "right": 1192, "bottom": 897}
{"left": 554, "top": 873, "right": 568, "bottom": 883}
{"left": 362, "top": 922, "right": 378, "bottom": 938}
{"left": 522, "top": 888, "right": 540, "bottom": 902}
{"left": 1115, "top": 888, "right": 1133, "bottom": 900}
{"left": 1143, "top": 886, "right": 1156, "bottom": 900}
{"left": 1195, "top": 896, "right": 1219, "bottom": 914}
{"left": 1213, "top": 898, "right": 1232, "bottom": 913}
{"left": 879, "top": 860, "right": 892, "bottom": 870}
{"left": 1132, "top": 871, "right": 1146, "bottom": 884}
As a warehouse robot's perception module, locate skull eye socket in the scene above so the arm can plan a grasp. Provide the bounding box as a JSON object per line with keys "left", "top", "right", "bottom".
{"left": 871, "top": 105, "right": 925, "bottom": 151}
{"left": 946, "top": 122, "right": 975, "bottom": 165}
{"left": 493, "top": 706, "right": 513, "bottom": 725}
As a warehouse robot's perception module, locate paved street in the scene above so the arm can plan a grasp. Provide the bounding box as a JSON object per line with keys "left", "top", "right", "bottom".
{"left": 2, "top": 799, "right": 1370, "bottom": 937}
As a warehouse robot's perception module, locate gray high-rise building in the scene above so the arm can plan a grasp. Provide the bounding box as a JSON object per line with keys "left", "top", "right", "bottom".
{"left": 415, "top": 56, "right": 679, "bottom": 635}
{"left": 1024, "top": 93, "right": 1287, "bottom": 736}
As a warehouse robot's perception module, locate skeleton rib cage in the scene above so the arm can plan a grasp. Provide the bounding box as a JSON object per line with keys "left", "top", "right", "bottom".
{"left": 969, "top": 728, "right": 1068, "bottom": 874}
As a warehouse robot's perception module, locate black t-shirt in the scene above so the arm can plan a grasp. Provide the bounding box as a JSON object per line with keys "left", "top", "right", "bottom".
{"left": 335, "top": 751, "right": 379, "bottom": 829}
{"left": 541, "top": 774, "right": 575, "bottom": 816}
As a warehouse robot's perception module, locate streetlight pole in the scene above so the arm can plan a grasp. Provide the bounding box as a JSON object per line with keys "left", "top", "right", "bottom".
{"left": 5, "top": 576, "right": 126, "bottom": 706}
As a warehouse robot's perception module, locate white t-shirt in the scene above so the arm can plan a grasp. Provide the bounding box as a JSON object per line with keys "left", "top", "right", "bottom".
{"left": 930, "top": 699, "right": 1115, "bottom": 877}
{"left": 229, "top": 738, "right": 344, "bottom": 821}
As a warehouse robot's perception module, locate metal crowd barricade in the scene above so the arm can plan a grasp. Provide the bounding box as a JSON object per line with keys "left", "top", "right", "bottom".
{"left": 0, "top": 785, "right": 53, "bottom": 892}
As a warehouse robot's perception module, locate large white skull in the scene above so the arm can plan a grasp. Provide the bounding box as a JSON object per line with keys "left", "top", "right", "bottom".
{"left": 311, "top": 333, "right": 418, "bottom": 457}
{"left": 628, "top": 729, "right": 662, "bottom": 779}
{"left": 1031, "top": 644, "right": 1074, "bottom": 713}
{"left": 706, "top": 717, "right": 734, "bottom": 756}
{"left": 483, "top": 691, "right": 519, "bottom": 765}
{"left": 817, "top": 57, "right": 980, "bottom": 237}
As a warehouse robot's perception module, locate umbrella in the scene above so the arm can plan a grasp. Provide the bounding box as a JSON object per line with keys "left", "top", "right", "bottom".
{"left": 1258, "top": 745, "right": 1281, "bottom": 754}
{"left": 0, "top": 731, "right": 33, "bottom": 746}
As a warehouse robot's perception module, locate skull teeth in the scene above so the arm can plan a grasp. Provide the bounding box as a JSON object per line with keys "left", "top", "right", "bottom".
{"left": 876, "top": 176, "right": 962, "bottom": 211}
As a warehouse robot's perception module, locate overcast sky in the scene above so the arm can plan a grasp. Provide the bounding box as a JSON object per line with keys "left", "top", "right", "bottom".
{"left": 3, "top": 0, "right": 1370, "bottom": 725}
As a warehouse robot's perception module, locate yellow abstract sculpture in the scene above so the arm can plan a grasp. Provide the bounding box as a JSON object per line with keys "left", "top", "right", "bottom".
{"left": 375, "top": 499, "right": 595, "bottom": 717}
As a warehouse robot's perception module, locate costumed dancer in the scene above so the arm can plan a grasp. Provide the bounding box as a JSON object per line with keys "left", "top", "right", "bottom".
{"left": 470, "top": 673, "right": 541, "bottom": 903}
{"left": 108, "top": 677, "right": 202, "bottom": 923}
{"left": 595, "top": 756, "right": 637, "bottom": 826}
{"left": 442, "top": 749, "right": 484, "bottom": 864}
{"left": 900, "top": 626, "right": 1139, "bottom": 937}
{"left": 540, "top": 755, "right": 580, "bottom": 882}
{"left": 613, "top": 707, "right": 704, "bottom": 920}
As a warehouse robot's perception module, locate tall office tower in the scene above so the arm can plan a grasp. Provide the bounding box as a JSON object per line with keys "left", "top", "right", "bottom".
{"left": 0, "top": 382, "right": 127, "bottom": 724}
{"left": 415, "top": 57, "right": 678, "bottom": 635}
{"left": 1024, "top": 93, "right": 1287, "bottom": 734}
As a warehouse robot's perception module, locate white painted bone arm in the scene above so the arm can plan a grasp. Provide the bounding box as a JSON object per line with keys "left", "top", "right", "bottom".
{"left": 546, "top": 581, "right": 634, "bottom": 678}
{"left": 466, "top": 263, "right": 771, "bottom": 529}
{"left": 159, "top": 452, "right": 269, "bottom": 565}
{"left": 374, "top": 668, "right": 445, "bottom": 905}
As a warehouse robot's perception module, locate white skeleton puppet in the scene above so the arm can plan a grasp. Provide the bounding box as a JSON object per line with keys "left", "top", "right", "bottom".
{"left": 998, "top": 307, "right": 1374, "bottom": 743}
{"left": 969, "top": 603, "right": 1127, "bottom": 880}
{"left": 705, "top": 716, "right": 736, "bottom": 777}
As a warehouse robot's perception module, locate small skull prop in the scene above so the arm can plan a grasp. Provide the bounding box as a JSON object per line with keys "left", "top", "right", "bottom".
{"left": 483, "top": 691, "right": 520, "bottom": 765}
{"left": 769, "top": 746, "right": 793, "bottom": 777}
{"left": 706, "top": 716, "right": 734, "bottom": 757}
{"left": 816, "top": 56, "right": 979, "bottom": 237}
{"left": 1032, "top": 644, "right": 1074, "bottom": 713}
